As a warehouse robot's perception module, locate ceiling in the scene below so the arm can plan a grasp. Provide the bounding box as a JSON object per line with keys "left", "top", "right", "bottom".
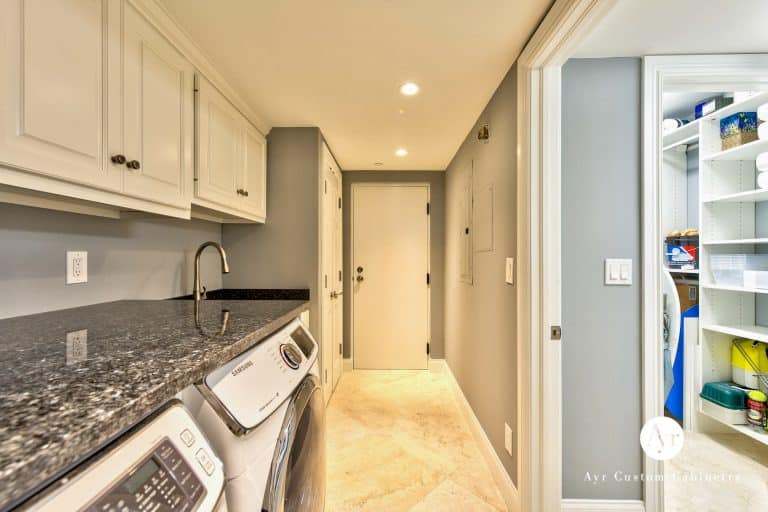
{"left": 574, "top": 0, "right": 768, "bottom": 58}
{"left": 158, "top": 0, "right": 552, "bottom": 171}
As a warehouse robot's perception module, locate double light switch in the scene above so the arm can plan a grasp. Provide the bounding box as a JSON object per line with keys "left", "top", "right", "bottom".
{"left": 605, "top": 258, "right": 632, "bottom": 285}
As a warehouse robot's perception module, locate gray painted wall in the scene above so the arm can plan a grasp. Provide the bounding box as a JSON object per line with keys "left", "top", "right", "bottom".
{"left": 341, "top": 171, "right": 445, "bottom": 358}
{"left": 444, "top": 64, "right": 518, "bottom": 483}
{"left": 0, "top": 203, "right": 222, "bottom": 319}
{"left": 222, "top": 127, "right": 322, "bottom": 337}
{"left": 561, "top": 58, "right": 643, "bottom": 500}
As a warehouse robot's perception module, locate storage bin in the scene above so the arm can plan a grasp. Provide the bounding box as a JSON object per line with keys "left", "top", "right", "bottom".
{"left": 710, "top": 254, "right": 768, "bottom": 287}
{"left": 701, "top": 381, "right": 749, "bottom": 409}
{"left": 720, "top": 112, "right": 758, "bottom": 150}
{"left": 701, "top": 382, "right": 749, "bottom": 425}
{"left": 665, "top": 235, "right": 698, "bottom": 269}
{"left": 701, "top": 395, "right": 748, "bottom": 425}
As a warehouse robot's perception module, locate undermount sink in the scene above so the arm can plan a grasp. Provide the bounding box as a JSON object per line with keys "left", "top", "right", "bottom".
{"left": 172, "top": 289, "right": 310, "bottom": 301}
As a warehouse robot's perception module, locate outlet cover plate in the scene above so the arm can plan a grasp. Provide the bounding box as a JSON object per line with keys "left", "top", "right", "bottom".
{"left": 66, "top": 329, "right": 88, "bottom": 365}
{"left": 66, "top": 251, "right": 88, "bottom": 284}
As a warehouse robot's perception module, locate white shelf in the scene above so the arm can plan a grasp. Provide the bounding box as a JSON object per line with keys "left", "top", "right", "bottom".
{"left": 700, "top": 406, "right": 768, "bottom": 446}
{"left": 704, "top": 91, "right": 768, "bottom": 122}
{"left": 663, "top": 121, "right": 699, "bottom": 150}
{"left": 703, "top": 323, "right": 768, "bottom": 343}
{"left": 666, "top": 268, "right": 699, "bottom": 275}
{"left": 703, "top": 238, "right": 768, "bottom": 245}
{"left": 703, "top": 138, "right": 768, "bottom": 162}
{"left": 704, "top": 189, "right": 768, "bottom": 204}
{"left": 703, "top": 284, "right": 768, "bottom": 294}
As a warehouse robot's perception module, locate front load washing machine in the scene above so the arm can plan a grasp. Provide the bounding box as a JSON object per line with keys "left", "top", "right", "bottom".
{"left": 183, "top": 317, "right": 324, "bottom": 512}
{"left": 24, "top": 400, "right": 226, "bottom": 512}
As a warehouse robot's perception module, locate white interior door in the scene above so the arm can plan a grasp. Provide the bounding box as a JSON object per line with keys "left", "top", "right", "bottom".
{"left": 352, "top": 184, "right": 430, "bottom": 370}
{"left": 321, "top": 151, "right": 343, "bottom": 402}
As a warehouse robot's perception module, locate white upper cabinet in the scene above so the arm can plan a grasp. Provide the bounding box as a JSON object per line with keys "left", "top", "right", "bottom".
{"left": 108, "top": 0, "right": 193, "bottom": 209}
{"left": 240, "top": 123, "right": 267, "bottom": 219}
{"left": 195, "top": 75, "right": 266, "bottom": 223}
{"left": 0, "top": 0, "right": 120, "bottom": 191}
{"left": 0, "top": 0, "right": 265, "bottom": 222}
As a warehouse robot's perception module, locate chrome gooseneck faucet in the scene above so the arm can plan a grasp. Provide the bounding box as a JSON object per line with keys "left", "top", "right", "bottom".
{"left": 194, "top": 241, "right": 230, "bottom": 301}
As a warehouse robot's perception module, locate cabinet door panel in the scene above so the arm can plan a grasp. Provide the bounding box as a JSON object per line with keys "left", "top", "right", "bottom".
{"left": 119, "top": 2, "right": 192, "bottom": 208}
{"left": 0, "top": 0, "right": 119, "bottom": 190}
{"left": 195, "top": 76, "right": 241, "bottom": 207}
{"left": 240, "top": 124, "right": 266, "bottom": 219}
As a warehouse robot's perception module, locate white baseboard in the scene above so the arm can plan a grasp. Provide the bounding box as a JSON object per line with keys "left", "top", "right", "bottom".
{"left": 343, "top": 358, "right": 352, "bottom": 372}
{"left": 441, "top": 360, "right": 520, "bottom": 512}
{"left": 562, "top": 499, "right": 645, "bottom": 512}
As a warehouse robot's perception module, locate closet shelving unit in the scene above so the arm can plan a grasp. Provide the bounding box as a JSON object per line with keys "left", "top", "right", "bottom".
{"left": 685, "top": 91, "right": 768, "bottom": 444}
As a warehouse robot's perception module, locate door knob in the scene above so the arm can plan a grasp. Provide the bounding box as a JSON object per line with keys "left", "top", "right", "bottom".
{"left": 356, "top": 275, "right": 364, "bottom": 282}
{"left": 111, "top": 154, "right": 126, "bottom": 164}
{"left": 126, "top": 160, "right": 141, "bottom": 170}
{"left": 330, "top": 290, "right": 344, "bottom": 299}
{"left": 356, "top": 266, "right": 364, "bottom": 273}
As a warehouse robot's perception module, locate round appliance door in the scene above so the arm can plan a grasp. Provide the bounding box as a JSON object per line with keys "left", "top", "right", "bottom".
{"left": 262, "top": 375, "right": 325, "bottom": 512}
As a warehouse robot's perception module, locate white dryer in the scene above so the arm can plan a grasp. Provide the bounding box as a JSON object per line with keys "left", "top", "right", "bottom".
{"left": 25, "top": 401, "right": 226, "bottom": 512}
{"left": 183, "top": 318, "right": 324, "bottom": 512}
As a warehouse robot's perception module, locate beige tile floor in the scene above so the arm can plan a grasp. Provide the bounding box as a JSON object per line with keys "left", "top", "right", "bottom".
{"left": 665, "top": 431, "right": 768, "bottom": 511}
{"left": 325, "top": 369, "right": 508, "bottom": 512}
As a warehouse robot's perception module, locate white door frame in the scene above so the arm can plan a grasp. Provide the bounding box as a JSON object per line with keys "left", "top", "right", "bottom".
{"left": 349, "top": 182, "right": 431, "bottom": 368}
{"left": 515, "top": 1, "right": 617, "bottom": 511}
{"left": 642, "top": 54, "right": 768, "bottom": 512}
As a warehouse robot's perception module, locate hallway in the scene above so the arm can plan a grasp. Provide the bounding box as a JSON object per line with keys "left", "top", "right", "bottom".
{"left": 325, "top": 368, "right": 507, "bottom": 511}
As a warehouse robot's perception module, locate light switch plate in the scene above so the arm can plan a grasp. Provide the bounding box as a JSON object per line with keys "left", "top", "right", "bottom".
{"left": 605, "top": 258, "right": 632, "bottom": 285}
{"left": 505, "top": 257, "right": 514, "bottom": 285}
{"left": 66, "top": 251, "right": 88, "bottom": 284}
{"left": 504, "top": 423, "right": 513, "bottom": 455}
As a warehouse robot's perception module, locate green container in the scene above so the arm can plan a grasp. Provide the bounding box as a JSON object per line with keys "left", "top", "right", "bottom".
{"left": 700, "top": 381, "right": 748, "bottom": 409}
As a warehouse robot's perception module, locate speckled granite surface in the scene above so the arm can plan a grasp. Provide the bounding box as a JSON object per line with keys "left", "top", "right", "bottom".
{"left": 0, "top": 299, "right": 308, "bottom": 510}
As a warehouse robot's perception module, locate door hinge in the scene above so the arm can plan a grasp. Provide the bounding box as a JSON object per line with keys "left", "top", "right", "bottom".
{"left": 339, "top": 344, "right": 342, "bottom": 355}
{"left": 325, "top": 369, "right": 328, "bottom": 382}
{"left": 325, "top": 274, "right": 328, "bottom": 288}
{"left": 338, "top": 197, "right": 342, "bottom": 209}
{"left": 426, "top": 272, "right": 430, "bottom": 285}
{"left": 324, "top": 180, "right": 327, "bottom": 193}
{"left": 426, "top": 202, "right": 430, "bottom": 215}
{"left": 551, "top": 325, "right": 562, "bottom": 340}
{"left": 338, "top": 270, "right": 342, "bottom": 282}
{"left": 427, "top": 343, "right": 430, "bottom": 355}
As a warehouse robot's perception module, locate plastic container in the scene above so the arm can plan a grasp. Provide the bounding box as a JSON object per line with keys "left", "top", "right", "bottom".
{"left": 745, "top": 270, "right": 768, "bottom": 290}
{"left": 701, "top": 381, "right": 749, "bottom": 408}
{"left": 731, "top": 339, "right": 768, "bottom": 390}
{"left": 710, "top": 254, "right": 768, "bottom": 287}
{"left": 665, "top": 235, "right": 698, "bottom": 269}
{"left": 701, "top": 396, "right": 748, "bottom": 425}
{"left": 700, "top": 382, "right": 748, "bottom": 425}
{"left": 747, "top": 390, "right": 767, "bottom": 428}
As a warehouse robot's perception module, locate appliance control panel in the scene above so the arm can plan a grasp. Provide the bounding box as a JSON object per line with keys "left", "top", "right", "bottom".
{"left": 203, "top": 318, "right": 318, "bottom": 431}
{"left": 86, "top": 438, "right": 204, "bottom": 512}
{"left": 27, "top": 403, "right": 224, "bottom": 512}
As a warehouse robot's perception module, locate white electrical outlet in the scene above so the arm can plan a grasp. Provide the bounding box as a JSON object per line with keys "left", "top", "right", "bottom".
{"left": 505, "top": 257, "right": 514, "bottom": 285}
{"left": 66, "top": 251, "right": 88, "bottom": 284}
{"left": 66, "top": 329, "right": 88, "bottom": 365}
{"left": 504, "top": 423, "right": 513, "bottom": 455}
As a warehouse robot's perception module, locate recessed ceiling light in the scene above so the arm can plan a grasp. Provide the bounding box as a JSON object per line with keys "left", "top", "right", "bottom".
{"left": 395, "top": 148, "right": 408, "bottom": 157}
{"left": 400, "top": 82, "right": 420, "bottom": 96}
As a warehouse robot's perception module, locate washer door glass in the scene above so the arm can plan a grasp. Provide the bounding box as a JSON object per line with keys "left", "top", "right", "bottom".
{"left": 284, "top": 383, "right": 325, "bottom": 511}
{"left": 262, "top": 375, "right": 325, "bottom": 512}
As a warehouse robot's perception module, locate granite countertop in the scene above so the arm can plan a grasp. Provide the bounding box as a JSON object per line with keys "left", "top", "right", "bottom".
{"left": 0, "top": 299, "right": 308, "bottom": 510}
